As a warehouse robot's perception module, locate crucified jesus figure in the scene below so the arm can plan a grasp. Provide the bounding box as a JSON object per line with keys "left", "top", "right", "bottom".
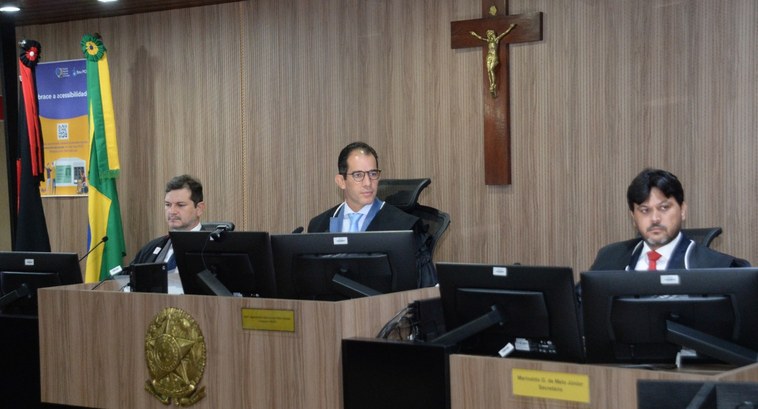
{"left": 469, "top": 23, "right": 517, "bottom": 97}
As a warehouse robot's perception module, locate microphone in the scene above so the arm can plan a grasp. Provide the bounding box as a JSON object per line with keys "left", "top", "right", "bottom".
{"left": 80, "top": 236, "right": 109, "bottom": 262}
{"left": 210, "top": 225, "right": 233, "bottom": 241}
{"left": 291, "top": 226, "right": 304, "bottom": 234}
{"left": 90, "top": 264, "right": 127, "bottom": 291}
{"left": 0, "top": 283, "right": 30, "bottom": 310}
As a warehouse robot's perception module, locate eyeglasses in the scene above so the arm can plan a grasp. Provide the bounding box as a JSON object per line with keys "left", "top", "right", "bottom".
{"left": 343, "top": 169, "right": 382, "bottom": 182}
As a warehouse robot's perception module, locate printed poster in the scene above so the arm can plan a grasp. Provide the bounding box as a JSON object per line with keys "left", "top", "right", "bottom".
{"left": 36, "top": 59, "right": 89, "bottom": 197}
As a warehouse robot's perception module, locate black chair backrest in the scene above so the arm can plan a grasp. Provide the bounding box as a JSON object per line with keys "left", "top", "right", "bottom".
{"left": 681, "top": 227, "right": 722, "bottom": 248}
{"left": 377, "top": 178, "right": 431, "bottom": 212}
{"left": 411, "top": 205, "right": 451, "bottom": 258}
{"left": 201, "top": 222, "right": 235, "bottom": 232}
{"left": 377, "top": 178, "right": 450, "bottom": 256}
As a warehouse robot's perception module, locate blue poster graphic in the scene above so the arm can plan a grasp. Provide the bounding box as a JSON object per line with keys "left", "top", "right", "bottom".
{"left": 36, "top": 59, "right": 89, "bottom": 197}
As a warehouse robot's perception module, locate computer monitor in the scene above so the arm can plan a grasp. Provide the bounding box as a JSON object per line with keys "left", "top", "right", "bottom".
{"left": 170, "top": 231, "right": 277, "bottom": 298}
{"left": 581, "top": 268, "right": 758, "bottom": 366}
{"left": 270, "top": 231, "right": 418, "bottom": 301}
{"left": 0, "top": 251, "right": 83, "bottom": 316}
{"left": 433, "top": 262, "right": 585, "bottom": 362}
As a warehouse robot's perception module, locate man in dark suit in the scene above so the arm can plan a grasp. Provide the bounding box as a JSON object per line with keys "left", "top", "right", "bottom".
{"left": 131, "top": 175, "right": 207, "bottom": 292}
{"left": 308, "top": 141, "right": 436, "bottom": 286}
{"left": 590, "top": 168, "right": 748, "bottom": 271}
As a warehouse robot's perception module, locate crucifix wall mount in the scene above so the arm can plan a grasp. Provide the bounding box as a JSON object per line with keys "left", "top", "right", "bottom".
{"left": 451, "top": 1, "right": 542, "bottom": 185}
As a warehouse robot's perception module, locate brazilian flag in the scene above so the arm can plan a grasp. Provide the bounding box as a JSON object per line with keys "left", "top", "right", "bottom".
{"left": 82, "top": 34, "right": 126, "bottom": 282}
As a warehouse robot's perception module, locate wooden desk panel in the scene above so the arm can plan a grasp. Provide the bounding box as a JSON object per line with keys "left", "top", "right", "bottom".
{"left": 38, "top": 283, "right": 439, "bottom": 409}
{"left": 449, "top": 355, "right": 758, "bottom": 409}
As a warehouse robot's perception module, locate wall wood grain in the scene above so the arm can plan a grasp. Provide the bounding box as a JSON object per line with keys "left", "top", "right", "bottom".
{"left": 16, "top": 0, "right": 755, "bottom": 279}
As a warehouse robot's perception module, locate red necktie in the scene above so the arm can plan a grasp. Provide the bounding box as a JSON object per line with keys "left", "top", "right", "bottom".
{"left": 647, "top": 250, "right": 662, "bottom": 271}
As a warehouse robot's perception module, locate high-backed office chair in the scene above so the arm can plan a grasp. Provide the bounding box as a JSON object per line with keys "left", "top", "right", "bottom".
{"left": 632, "top": 227, "right": 748, "bottom": 267}
{"left": 376, "top": 178, "right": 431, "bottom": 212}
{"left": 377, "top": 178, "right": 451, "bottom": 258}
{"left": 633, "top": 227, "right": 721, "bottom": 248}
{"left": 681, "top": 227, "right": 722, "bottom": 248}
{"left": 411, "top": 204, "right": 451, "bottom": 258}
{"left": 201, "top": 222, "right": 235, "bottom": 232}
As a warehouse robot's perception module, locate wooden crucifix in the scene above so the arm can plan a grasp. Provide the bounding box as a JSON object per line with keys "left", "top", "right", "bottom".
{"left": 451, "top": 1, "right": 542, "bottom": 185}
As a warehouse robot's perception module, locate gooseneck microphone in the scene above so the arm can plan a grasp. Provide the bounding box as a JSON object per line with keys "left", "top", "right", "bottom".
{"left": 84, "top": 236, "right": 126, "bottom": 291}
{"left": 79, "top": 236, "right": 109, "bottom": 262}
{"left": 90, "top": 264, "right": 125, "bottom": 291}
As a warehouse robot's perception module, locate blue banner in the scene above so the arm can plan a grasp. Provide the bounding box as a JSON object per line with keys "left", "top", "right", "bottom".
{"left": 36, "top": 59, "right": 89, "bottom": 196}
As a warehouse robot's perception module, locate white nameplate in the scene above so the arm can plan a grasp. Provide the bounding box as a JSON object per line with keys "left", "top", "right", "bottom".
{"left": 493, "top": 266, "right": 508, "bottom": 277}
{"left": 660, "top": 275, "right": 681, "bottom": 285}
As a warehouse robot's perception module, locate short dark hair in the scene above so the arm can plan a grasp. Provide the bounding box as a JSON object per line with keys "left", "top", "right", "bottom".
{"left": 165, "top": 174, "right": 203, "bottom": 205}
{"left": 626, "top": 168, "right": 684, "bottom": 210}
{"left": 337, "top": 142, "right": 379, "bottom": 175}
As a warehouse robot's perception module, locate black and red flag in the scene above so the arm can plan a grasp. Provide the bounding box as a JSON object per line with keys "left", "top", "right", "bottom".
{"left": 14, "top": 39, "right": 50, "bottom": 251}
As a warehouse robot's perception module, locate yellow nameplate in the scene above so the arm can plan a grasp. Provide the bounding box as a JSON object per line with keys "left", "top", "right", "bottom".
{"left": 241, "top": 308, "right": 295, "bottom": 332}
{"left": 512, "top": 368, "right": 590, "bottom": 403}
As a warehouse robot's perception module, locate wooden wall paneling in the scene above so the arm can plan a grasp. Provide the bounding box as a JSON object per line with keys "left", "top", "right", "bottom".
{"left": 107, "top": 12, "right": 164, "bottom": 246}
{"left": 15, "top": 0, "right": 757, "bottom": 280}
{"left": 28, "top": 4, "right": 248, "bottom": 261}
{"left": 246, "top": 0, "right": 341, "bottom": 234}
{"left": 113, "top": 4, "right": 246, "bottom": 249}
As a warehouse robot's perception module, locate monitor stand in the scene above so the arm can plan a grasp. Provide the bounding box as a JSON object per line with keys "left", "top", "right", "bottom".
{"left": 430, "top": 305, "right": 504, "bottom": 347}
{"left": 0, "top": 283, "right": 30, "bottom": 310}
{"left": 666, "top": 320, "right": 758, "bottom": 366}
{"left": 331, "top": 273, "right": 382, "bottom": 299}
{"left": 197, "top": 269, "right": 233, "bottom": 296}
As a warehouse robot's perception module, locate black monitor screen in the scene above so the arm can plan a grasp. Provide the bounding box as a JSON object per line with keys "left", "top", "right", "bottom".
{"left": 0, "top": 251, "right": 83, "bottom": 316}
{"left": 270, "top": 231, "right": 418, "bottom": 301}
{"left": 581, "top": 268, "right": 758, "bottom": 366}
{"left": 434, "top": 262, "right": 585, "bottom": 362}
{"left": 170, "top": 231, "right": 276, "bottom": 298}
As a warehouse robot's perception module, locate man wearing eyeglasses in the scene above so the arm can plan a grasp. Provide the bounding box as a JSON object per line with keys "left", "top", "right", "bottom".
{"left": 307, "top": 141, "right": 436, "bottom": 286}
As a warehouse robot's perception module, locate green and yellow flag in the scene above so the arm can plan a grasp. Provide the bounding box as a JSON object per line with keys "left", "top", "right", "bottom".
{"left": 82, "top": 34, "right": 126, "bottom": 282}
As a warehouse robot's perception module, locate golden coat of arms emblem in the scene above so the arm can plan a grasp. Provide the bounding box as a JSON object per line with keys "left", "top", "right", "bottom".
{"left": 145, "top": 307, "right": 207, "bottom": 406}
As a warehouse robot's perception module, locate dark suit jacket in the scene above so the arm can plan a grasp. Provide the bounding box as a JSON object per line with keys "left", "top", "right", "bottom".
{"left": 307, "top": 201, "right": 437, "bottom": 286}
{"left": 307, "top": 202, "right": 420, "bottom": 233}
{"left": 577, "top": 233, "right": 749, "bottom": 308}
{"left": 589, "top": 234, "right": 749, "bottom": 271}
{"left": 131, "top": 235, "right": 170, "bottom": 265}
